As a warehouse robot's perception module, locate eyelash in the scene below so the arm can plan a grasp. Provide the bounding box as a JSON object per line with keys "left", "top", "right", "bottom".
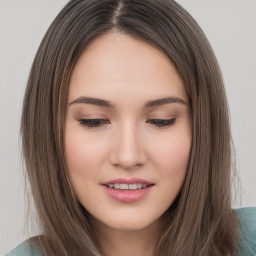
{"left": 146, "top": 118, "right": 176, "bottom": 127}
{"left": 78, "top": 118, "right": 176, "bottom": 128}
{"left": 78, "top": 119, "right": 110, "bottom": 128}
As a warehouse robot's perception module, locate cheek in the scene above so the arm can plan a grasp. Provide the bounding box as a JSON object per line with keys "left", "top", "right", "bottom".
{"left": 65, "top": 128, "right": 107, "bottom": 178}
{"left": 149, "top": 129, "right": 192, "bottom": 185}
{"left": 152, "top": 133, "right": 191, "bottom": 210}
{"left": 64, "top": 128, "right": 109, "bottom": 204}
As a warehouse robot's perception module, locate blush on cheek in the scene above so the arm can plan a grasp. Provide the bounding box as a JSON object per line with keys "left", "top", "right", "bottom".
{"left": 156, "top": 141, "right": 191, "bottom": 182}
{"left": 65, "top": 132, "right": 108, "bottom": 177}
{"left": 158, "top": 138, "right": 191, "bottom": 160}
{"left": 66, "top": 148, "right": 94, "bottom": 175}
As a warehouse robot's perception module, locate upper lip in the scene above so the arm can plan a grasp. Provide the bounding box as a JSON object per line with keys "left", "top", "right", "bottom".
{"left": 103, "top": 178, "right": 154, "bottom": 185}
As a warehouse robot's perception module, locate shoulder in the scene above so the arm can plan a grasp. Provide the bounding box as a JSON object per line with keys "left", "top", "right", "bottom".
{"left": 234, "top": 207, "right": 256, "bottom": 256}
{"left": 6, "top": 239, "right": 44, "bottom": 256}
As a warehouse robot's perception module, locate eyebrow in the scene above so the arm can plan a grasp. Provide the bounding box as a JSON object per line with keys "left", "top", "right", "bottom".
{"left": 68, "top": 96, "right": 187, "bottom": 108}
{"left": 144, "top": 97, "right": 187, "bottom": 108}
{"left": 68, "top": 96, "right": 114, "bottom": 108}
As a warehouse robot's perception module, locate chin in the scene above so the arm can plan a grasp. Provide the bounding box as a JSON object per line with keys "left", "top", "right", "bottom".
{"left": 107, "top": 219, "right": 152, "bottom": 231}
{"left": 91, "top": 209, "right": 162, "bottom": 232}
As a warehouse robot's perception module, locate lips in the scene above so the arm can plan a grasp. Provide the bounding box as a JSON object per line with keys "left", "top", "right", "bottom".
{"left": 102, "top": 178, "right": 154, "bottom": 203}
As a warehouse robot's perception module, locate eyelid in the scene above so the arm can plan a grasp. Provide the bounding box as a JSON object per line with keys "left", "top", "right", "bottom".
{"left": 78, "top": 118, "right": 110, "bottom": 128}
{"left": 146, "top": 118, "right": 176, "bottom": 127}
{"left": 77, "top": 118, "right": 176, "bottom": 129}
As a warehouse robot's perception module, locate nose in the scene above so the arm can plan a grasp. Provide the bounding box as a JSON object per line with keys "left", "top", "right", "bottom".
{"left": 109, "top": 122, "right": 147, "bottom": 170}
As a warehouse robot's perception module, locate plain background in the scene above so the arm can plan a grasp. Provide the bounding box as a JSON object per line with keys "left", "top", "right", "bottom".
{"left": 0, "top": 0, "right": 255, "bottom": 254}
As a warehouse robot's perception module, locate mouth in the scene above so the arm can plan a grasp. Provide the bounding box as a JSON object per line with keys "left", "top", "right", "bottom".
{"left": 102, "top": 178, "right": 154, "bottom": 202}
{"left": 104, "top": 183, "right": 153, "bottom": 190}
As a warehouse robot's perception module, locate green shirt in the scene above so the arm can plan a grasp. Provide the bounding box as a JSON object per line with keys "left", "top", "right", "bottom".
{"left": 235, "top": 207, "right": 256, "bottom": 255}
{"left": 6, "top": 207, "right": 256, "bottom": 256}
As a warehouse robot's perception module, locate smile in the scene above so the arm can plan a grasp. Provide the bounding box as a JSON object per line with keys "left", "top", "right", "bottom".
{"left": 106, "top": 183, "right": 149, "bottom": 190}
{"left": 102, "top": 178, "right": 154, "bottom": 203}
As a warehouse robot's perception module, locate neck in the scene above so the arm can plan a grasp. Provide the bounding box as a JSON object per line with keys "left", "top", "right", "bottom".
{"left": 91, "top": 218, "right": 160, "bottom": 256}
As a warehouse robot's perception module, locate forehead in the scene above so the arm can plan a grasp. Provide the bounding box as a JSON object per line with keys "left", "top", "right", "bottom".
{"left": 68, "top": 32, "right": 188, "bottom": 104}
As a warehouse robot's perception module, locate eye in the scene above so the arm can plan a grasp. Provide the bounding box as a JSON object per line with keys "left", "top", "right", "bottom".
{"left": 78, "top": 119, "right": 110, "bottom": 128}
{"left": 146, "top": 118, "right": 176, "bottom": 127}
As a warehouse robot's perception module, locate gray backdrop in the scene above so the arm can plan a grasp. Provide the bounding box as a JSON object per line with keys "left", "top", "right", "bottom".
{"left": 0, "top": 0, "right": 255, "bottom": 254}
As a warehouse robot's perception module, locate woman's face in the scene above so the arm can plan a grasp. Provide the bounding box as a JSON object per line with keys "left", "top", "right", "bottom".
{"left": 65, "top": 32, "right": 192, "bottom": 231}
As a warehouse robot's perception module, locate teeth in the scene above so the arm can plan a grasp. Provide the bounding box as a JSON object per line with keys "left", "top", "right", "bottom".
{"left": 107, "top": 183, "right": 148, "bottom": 190}
{"left": 128, "top": 184, "right": 137, "bottom": 190}
{"left": 120, "top": 184, "right": 128, "bottom": 189}
{"left": 114, "top": 184, "right": 120, "bottom": 189}
{"left": 137, "top": 183, "right": 142, "bottom": 189}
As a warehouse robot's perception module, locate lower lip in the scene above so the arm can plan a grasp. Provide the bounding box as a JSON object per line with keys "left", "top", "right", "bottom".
{"left": 103, "top": 185, "right": 153, "bottom": 203}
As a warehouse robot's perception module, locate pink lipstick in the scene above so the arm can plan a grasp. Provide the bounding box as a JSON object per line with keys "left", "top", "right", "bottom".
{"left": 102, "top": 178, "right": 154, "bottom": 203}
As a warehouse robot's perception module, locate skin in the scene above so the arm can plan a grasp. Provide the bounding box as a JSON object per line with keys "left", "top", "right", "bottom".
{"left": 65, "top": 32, "right": 192, "bottom": 256}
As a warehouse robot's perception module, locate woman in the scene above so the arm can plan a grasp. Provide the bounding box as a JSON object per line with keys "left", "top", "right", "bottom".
{"left": 7, "top": 0, "right": 256, "bottom": 255}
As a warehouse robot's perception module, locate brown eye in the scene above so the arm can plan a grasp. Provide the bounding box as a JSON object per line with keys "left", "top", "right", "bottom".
{"left": 146, "top": 118, "right": 176, "bottom": 127}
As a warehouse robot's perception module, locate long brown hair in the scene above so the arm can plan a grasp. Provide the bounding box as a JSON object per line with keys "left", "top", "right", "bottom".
{"left": 21, "top": 0, "right": 239, "bottom": 255}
